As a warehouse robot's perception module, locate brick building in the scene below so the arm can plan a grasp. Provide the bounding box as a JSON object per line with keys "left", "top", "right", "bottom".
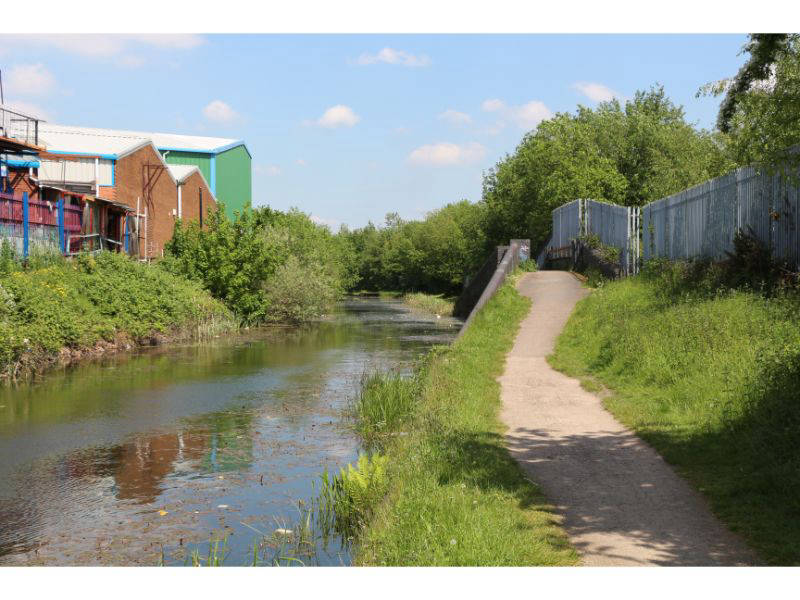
{"left": 37, "top": 123, "right": 251, "bottom": 219}
{"left": 2, "top": 110, "right": 243, "bottom": 259}
{"left": 37, "top": 137, "right": 217, "bottom": 258}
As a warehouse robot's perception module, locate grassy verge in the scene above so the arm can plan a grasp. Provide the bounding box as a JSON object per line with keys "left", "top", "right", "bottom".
{"left": 350, "top": 290, "right": 456, "bottom": 317}
{"left": 0, "top": 250, "right": 236, "bottom": 379}
{"left": 400, "top": 292, "right": 455, "bottom": 317}
{"left": 341, "top": 276, "right": 577, "bottom": 566}
{"left": 549, "top": 264, "right": 800, "bottom": 565}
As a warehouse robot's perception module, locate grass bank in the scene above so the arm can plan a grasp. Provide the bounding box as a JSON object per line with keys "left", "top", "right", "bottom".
{"left": 549, "top": 262, "right": 800, "bottom": 565}
{"left": 350, "top": 291, "right": 455, "bottom": 316}
{"left": 349, "top": 290, "right": 455, "bottom": 316}
{"left": 339, "top": 276, "right": 576, "bottom": 565}
{"left": 400, "top": 292, "right": 455, "bottom": 317}
{"left": 0, "top": 250, "right": 236, "bottom": 379}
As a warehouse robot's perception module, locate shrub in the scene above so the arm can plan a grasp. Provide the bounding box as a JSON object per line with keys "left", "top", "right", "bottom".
{"left": 0, "top": 251, "right": 234, "bottom": 377}
{"left": 262, "top": 256, "right": 337, "bottom": 324}
{"left": 164, "top": 205, "right": 351, "bottom": 325}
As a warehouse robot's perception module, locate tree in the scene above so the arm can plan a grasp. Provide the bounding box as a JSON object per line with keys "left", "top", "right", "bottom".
{"left": 481, "top": 86, "right": 730, "bottom": 251}
{"left": 716, "top": 34, "right": 792, "bottom": 134}
{"left": 703, "top": 35, "right": 800, "bottom": 173}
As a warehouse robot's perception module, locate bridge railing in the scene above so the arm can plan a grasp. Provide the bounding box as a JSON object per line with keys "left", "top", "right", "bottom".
{"left": 455, "top": 239, "right": 530, "bottom": 338}
{"left": 544, "top": 198, "right": 640, "bottom": 276}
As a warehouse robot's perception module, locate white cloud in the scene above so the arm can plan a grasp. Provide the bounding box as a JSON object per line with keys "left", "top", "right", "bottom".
{"left": 480, "top": 98, "right": 552, "bottom": 131}
{"left": 0, "top": 34, "right": 204, "bottom": 58}
{"left": 202, "top": 100, "right": 238, "bottom": 123}
{"left": 511, "top": 101, "right": 553, "bottom": 129}
{"left": 3, "top": 101, "right": 52, "bottom": 122}
{"left": 572, "top": 81, "right": 622, "bottom": 103}
{"left": 117, "top": 55, "right": 146, "bottom": 69}
{"left": 408, "top": 142, "right": 487, "bottom": 167}
{"left": 5, "top": 63, "right": 56, "bottom": 96}
{"left": 310, "top": 105, "right": 360, "bottom": 128}
{"left": 438, "top": 109, "right": 472, "bottom": 126}
{"left": 483, "top": 121, "right": 506, "bottom": 136}
{"left": 481, "top": 99, "right": 506, "bottom": 112}
{"left": 255, "top": 165, "right": 281, "bottom": 176}
{"left": 356, "top": 47, "right": 430, "bottom": 67}
{"left": 296, "top": 159, "right": 308, "bottom": 166}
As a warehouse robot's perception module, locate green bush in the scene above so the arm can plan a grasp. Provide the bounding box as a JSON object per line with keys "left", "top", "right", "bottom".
{"left": 163, "top": 204, "right": 353, "bottom": 325}
{"left": 0, "top": 251, "right": 234, "bottom": 377}
{"left": 340, "top": 200, "right": 487, "bottom": 295}
{"left": 581, "top": 233, "right": 621, "bottom": 264}
{"left": 262, "top": 256, "right": 337, "bottom": 324}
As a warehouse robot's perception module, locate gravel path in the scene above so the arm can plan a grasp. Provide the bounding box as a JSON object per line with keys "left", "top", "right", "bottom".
{"left": 499, "top": 271, "right": 757, "bottom": 566}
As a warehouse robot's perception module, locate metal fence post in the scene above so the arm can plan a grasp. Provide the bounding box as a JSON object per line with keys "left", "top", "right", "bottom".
{"left": 124, "top": 215, "right": 129, "bottom": 254}
{"left": 57, "top": 194, "right": 65, "bottom": 254}
{"left": 22, "top": 191, "right": 29, "bottom": 258}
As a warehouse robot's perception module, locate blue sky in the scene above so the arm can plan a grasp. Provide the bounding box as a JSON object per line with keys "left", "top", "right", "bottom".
{"left": 0, "top": 34, "right": 749, "bottom": 229}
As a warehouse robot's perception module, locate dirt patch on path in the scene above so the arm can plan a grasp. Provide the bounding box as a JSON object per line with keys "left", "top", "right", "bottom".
{"left": 499, "top": 271, "right": 757, "bottom": 566}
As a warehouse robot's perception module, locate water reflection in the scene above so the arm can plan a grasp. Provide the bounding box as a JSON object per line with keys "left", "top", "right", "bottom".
{"left": 0, "top": 298, "right": 460, "bottom": 565}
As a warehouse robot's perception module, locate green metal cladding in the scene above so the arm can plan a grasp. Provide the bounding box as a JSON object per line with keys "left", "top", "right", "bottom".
{"left": 161, "top": 144, "right": 251, "bottom": 219}
{"left": 215, "top": 145, "right": 252, "bottom": 218}
{"left": 162, "top": 151, "right": 212, "bottom": 183}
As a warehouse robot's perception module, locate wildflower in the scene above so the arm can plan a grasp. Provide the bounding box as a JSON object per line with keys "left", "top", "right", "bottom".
{"left": 450, "top": 539, "right": 457, "bottom": 546}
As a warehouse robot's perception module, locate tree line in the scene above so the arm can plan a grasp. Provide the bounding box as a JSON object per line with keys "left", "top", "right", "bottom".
{"left": 165, "top": 35, "right": 800, "bottom": 316}
{"left": 341, "top": 35, "right": 800, "bottom": 295}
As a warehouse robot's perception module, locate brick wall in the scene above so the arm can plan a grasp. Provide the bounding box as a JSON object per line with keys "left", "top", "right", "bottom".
{"left": 6, "top": 167, "right": 39, "bottom": 200}
{"left": 114, "top": 144, "right": 179, "bottom": 258}
{"left": 179, "top": 170, "right": 217, "bottom": 226}
{"left": 98, "top": 185, "right": 116, "bottom": 200}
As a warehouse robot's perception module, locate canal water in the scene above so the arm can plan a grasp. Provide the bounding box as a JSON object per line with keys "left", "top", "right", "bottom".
{"left": 0, "top": 298, "right": 461, "bottom": 566}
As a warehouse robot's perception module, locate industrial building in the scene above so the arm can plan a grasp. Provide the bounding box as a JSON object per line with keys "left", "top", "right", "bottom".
{"left": 37, "top": 123, "right": 251, "bottom": 219}
{"left": 1, "top": 106, "right": 251, "bottom": 259}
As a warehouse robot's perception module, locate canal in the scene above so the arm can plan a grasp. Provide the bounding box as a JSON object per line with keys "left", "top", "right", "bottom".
{"left": 0, "top": 298, "right": 461, "bottom": 566}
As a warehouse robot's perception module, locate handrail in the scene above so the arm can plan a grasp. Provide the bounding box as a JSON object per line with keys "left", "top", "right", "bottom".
{"left": 456, "top": 239, "right": 526, "bottom": 339}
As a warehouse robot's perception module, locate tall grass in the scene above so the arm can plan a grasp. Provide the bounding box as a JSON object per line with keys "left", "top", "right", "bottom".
{"left": 401, "top": 292, "right": 455, "bottom": 317}
{"left": 550, "top": 261, "right": 800, "bottom": 565}
{"left": 352, "top": 372, "right": 418, "bottom": 444}
{"left": 346, "top": 276, "right": 577, "bottom": 566}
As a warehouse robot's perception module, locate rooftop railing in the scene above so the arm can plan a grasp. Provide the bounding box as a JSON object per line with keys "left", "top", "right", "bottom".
{"left": 0, "top": 105, "right": 42, "bottom": 147}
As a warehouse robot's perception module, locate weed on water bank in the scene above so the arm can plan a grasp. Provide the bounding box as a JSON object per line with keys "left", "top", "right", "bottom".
{"left": 350, "top": 290, "right": 455, "bottom": 317}
{"left": 0, "top": 248, "right": 235, "bottom": 380}
{"left": 550, "top": 260, "right": 800, "bottom": 565}
{"left": 316, "top": 453, "right": 390, "bottom": 542}
{"left": 337, "top": 276, "right": 577, "bottom": 566}
{"left": 401, "top": 292, "right": 455, "bottom": 317}
{"left": 353, "top": 372, "right": 418, "bottom": 446}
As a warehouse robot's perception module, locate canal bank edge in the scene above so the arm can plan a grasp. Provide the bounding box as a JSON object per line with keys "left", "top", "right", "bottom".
{"left": 0, "top": 252, "right": 237, "bottom": 382}
{"left": 353, "top": 273, "right": 578, "bottom": 566}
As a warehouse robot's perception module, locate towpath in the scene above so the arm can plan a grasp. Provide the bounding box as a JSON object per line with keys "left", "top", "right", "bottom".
{"left": 499, "top": 271, "right": 757, "bottom": 566}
